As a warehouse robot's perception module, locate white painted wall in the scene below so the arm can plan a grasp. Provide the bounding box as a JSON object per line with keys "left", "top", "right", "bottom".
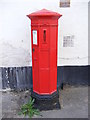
{"left": 0, "top": 0, "right": 89, "bottom": 67}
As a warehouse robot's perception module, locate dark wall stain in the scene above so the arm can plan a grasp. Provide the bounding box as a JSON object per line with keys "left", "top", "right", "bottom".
{"left": 1, "top": 66, "right": 89, "bottom": 91}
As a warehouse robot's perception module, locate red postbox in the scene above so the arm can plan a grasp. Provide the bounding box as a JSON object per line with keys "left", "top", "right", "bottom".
{"left": 27, "top": 9, "right": 62, "bottom": 100}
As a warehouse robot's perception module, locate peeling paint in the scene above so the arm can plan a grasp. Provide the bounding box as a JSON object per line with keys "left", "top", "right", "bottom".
{"left": 0, "top": 42, "right": 32, "bottom": 67}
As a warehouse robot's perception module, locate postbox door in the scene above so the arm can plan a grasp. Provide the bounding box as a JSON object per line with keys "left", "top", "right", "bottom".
{"left": 31, "top": 29, "right": 39, "bottom": 93}
{"left": 39, "top": 26, "right": 50, "bottom": 94}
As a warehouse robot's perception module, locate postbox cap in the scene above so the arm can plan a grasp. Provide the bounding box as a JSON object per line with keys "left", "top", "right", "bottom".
{"left": 27, "top": 9, "right": 62, "bottom": 19}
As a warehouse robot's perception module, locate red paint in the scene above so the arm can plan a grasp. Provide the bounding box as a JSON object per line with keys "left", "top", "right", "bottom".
{"left": 27, "top": 9, "right": 62, "bottom": 95}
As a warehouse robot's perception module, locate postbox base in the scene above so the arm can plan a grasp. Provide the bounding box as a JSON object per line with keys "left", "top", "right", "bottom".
{"left": 31, "top": 91, "right": 61, "bottom": 111}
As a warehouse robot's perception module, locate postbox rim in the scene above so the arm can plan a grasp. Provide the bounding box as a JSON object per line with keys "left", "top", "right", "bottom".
{"left": 27, "top": 9, "right": 62, "bottom": 19}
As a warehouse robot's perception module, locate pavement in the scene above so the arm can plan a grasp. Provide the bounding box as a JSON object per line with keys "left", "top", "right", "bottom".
{"left": 1, "top": 85, "right": 88, "bottom": 118}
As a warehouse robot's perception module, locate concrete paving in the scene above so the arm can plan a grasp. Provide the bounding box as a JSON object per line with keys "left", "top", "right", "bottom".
{"left": 38, "top": 86, "right": 88, "bottom": 118}
{"left": 1, "top": 85, "right": 88, "bottom": 118}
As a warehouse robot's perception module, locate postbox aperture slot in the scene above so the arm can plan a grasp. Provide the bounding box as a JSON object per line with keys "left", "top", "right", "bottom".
{"left": 33, "top": 30, "right": 37, "bottom": 45}
{"left": 43, "top": 29, "right": 46, "bottom": 43}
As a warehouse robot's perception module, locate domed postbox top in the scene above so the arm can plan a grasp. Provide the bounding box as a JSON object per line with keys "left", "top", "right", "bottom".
{"left": 27, "top": 9, "right": 62, "bottom": 19}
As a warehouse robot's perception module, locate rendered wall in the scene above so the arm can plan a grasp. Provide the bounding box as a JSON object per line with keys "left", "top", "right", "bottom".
{"left": 0, "top": 0, "right": 89, "bottom": 67}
